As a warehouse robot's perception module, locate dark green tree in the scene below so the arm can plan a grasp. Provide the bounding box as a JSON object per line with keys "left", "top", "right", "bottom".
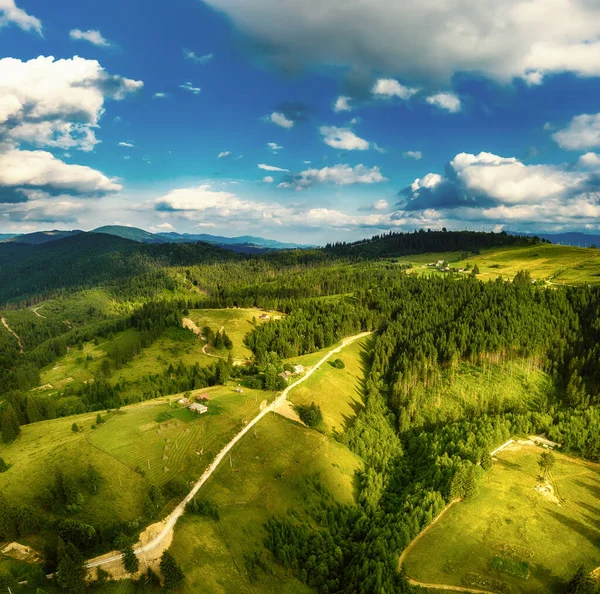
{"left": 539, "top": 451, "right": 556, "bottom": 478}
{"left": 1, "top": 404, "right": 21, "bottom": 443}
{"left": 159, "top": 550, "right": 185, "bottom": 590}
{"left": 55, "top": 539, "right": 86, "bottom": 594}
{"left": 564, "top": 565, "right": 596, "bottom": 594}
{"left": 121, "top": 542, "right": 139, "bottom": 574}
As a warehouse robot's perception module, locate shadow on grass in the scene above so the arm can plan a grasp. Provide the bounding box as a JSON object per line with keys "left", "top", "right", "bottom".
{"left": 332, "top": 334, "right": 376, "bottom": 440}
{"left": 546, "top": 508, "right": 600, "bottom": 548}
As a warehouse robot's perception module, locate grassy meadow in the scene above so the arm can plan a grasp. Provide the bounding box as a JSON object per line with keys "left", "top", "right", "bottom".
{"left": 186, "top": 307, "right": 279, "bottom": 359}
{"left": 0, "top": 410, "right": 148, "bottom": 526}
{"left": 288, "top": 335, "right": 370, "bottom": 434}
{"left": 89, "top": 384, "right": 274, "bottom": 486}
{"left": 403, "top": 244, "right": 600, "bottom": 285}
{"left": 169, "top": 413, "right": 362, "bottom": 594}
{"left": 402, "top": 444, "right": 600, "bottom": 593}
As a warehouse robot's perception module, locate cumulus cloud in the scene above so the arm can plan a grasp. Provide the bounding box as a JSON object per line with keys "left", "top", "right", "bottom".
{"left": 372, "top": 79, "right": 418, "bottom": 100}
{"left": 373, "top": 199, "right": 389, "bottom": 210}
{"left": 578, "top": 152, "right": 600, "bottom": 169}
{"left": 262, "top": 176, "right": 274, "bottom": 183}
{"left": 426, "top": 92, "right": 462, "bottom": 113}
{"left": 258, "top": 163, "right": 289, "bottom": 172}
{"left": 403, "top": 150, "right": 422, "bottom": 160}
{"left": 320, "top": 126, "right": 369, "bottom": 150}
{"left": 267, "top": 142, "right": 283, "bottom": 152}
{"left": 144, "top": 183, "right": 395, "bottom": 230}
{"left": 0, "top": 0, "right": 41, "bottom": 35}
{"left": 265, "top": 111, "right": 294, "bottom": 128}
{"left": 150, "top": 222, "right": 175, "bottom": 232}
{"left": 202, "top": 0, "right": 600, "bottom": 84}
{"left": 553, "top": 113, "right": 600, "bottom": 150}
{"left": 69, "top": 29, "right": 111, "bottom": 47}
{"left": 289, "top": 163, "right": 387, "bottom": 189}
{"left": 179, "top": 81, "right": 201, "bottom": 94}
{"left": 0, "top": 56, "right": 143, "bottom": 152}
{"left": 397, "top": 151, "right": 600, "bottom": 229}
{"left": 218, "top": 151, "right": 231, "bottom": 159}
{"left": 333, "top": 96, "right": 352, "bottom": 112}
{"left": 0, "top": 147, "right": 121, "bottom": 197}
{"left": 183, "top": 49, "right": 214, "bottom": 64}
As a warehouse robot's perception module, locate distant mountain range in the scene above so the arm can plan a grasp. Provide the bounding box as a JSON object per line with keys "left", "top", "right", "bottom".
{"left": 0, "top": 226, "right": 313, "bottom": 253}
{"left": 518, "top": 231, "right": 600, "bottom": 247}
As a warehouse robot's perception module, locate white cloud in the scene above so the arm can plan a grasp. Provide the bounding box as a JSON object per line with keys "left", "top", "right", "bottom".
{"left": 372, "top": 78, "right": 417, "bottom": 100}
{"left": 183, "top": 49, "right": 214, "bottom": 64}
{"left": 553, "top": 113, "right": 600, "bottom": 150}
{"left": 202, "top": 0, "right": 600, "bottom": 84}
{"left": 69, "top": 29, "right": 111, "bottom": 48}
{"left": 258, "top": 163, "right": 289, "bottom": 172}
{"left": 577, "top": 152, "right": 600, "bottom": 169}
{"left": 333, "top": 96, "right": 352, "bottom": 112}
{"left": 0, "top": 147, "right": 121, "bottom": 194}
{"left": 146, "top": 183, "right": 393, "bottom": 230}
{"left": 373, "top": 143, "right": 386, "bottom": 154}
{"left": 119, "top": 141, "right": 134, "bottom": 148}
{"left": 153, "top": 92, "right": 168, "bottom": 99}
{"left": 426, "top": 92, "right": 462, "bottom": 113}
{"left": 403, "top": 150, "right": 422, "bottom": 160}
{"left": 0, "top": 0, "right": 41, "bottom": 35}
{"left": 0, "top": 56, "right": 142, "bottom": 152}
{"left": 292, "top": 163, "right": 387, "bottom": 189}
{"left": 0, "top": 193, "right": 87, "bottom": 224}
{"left": 262, "top": 176, "right": 274, "bottom": 183}
{"left": 320, "top": 126, "right": 369, "bottom": 151}
{"left": 398, "top": 151, "right": 600, "bottom": 229}
{"left": 150, "top": 222, "right": 175, "bottom": 232}
{"left": 267, "top": 142, "right": 283, "bottom": 152}
{"left": 218, "top": 151, "right": 231, "bottom": 159}
{"left": 266, "top": 112, "right": 294, "bottom": 128}
{"left": 179, "top": 81, "right": 201, "bottom": 94}
{"left": 373, "top": 199, "right": 389, "bottom": 210}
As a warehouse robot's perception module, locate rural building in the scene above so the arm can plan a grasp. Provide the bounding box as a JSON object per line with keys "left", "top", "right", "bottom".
{"left": 235, "top": 387, "right": 243, "bottom": 393}
{"left": 177, "top": 397, "right": 191, "bottom": 406}
{"left": 259, "top": 313, "right": 270, "bottom": 320}
{"left": 196, "top": 393, "right": 210, "bottom": 401}
{"left": 278, "top": 371, "right": 292, "bottom": 382}
{"left": 189, "top": 403, "right": 208, "bottom": 414}
{"left": 436, "top": 260, "right": 445, "bottom": 266}
{"left": 293, "top": 364, "right": 304, "bottom": 374}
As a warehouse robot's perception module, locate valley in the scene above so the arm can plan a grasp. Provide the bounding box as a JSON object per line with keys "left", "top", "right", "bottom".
{"left": 0, "top": 230, "right": 599, "bottom": 594}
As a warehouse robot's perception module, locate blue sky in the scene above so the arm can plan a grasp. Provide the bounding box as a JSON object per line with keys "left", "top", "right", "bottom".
{"left": 2, "top": 0, "right": 600, "bottom": 243}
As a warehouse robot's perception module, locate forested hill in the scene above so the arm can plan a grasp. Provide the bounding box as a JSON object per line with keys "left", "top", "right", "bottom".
{"left": 323, "top": 229, "right": 543, "bottom": 259}
{"left": 0, "top": 233, "right": 241, "bottom": 305}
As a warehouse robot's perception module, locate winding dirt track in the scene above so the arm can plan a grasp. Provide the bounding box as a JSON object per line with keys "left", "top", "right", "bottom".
{"left": 86, "top": 331, "right": 372, "bottom": 571}
{"left": 1, "top": 316, "right": 24, "bottom": 353}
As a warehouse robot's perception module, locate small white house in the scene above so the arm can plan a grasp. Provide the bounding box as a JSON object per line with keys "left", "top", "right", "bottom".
{"left": 178, "top": 397, "right": 191, "bottom": 406}
{"left": 293, "top": 364, "right": 304, "bottom": 374}
{"left": 189, "top": 403, "right": 208, "bottom": 414}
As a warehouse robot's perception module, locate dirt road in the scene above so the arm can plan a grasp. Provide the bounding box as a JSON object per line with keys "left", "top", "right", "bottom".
{"left": 1, "top": 316, "right": 23, "bottom": 353}
{"left": 32, "top": 305, "right": 46, "bottom": 318}
{"left": 86, "top": 331, "right": 372, "bottom": 572}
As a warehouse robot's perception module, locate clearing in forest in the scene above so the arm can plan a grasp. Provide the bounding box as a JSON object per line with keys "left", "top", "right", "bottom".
{"left": 402, "top": 444, "right": 600, "bottom": 593}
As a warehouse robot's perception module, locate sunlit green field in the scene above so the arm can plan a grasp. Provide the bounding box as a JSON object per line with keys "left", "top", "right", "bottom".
{"left": 289, "top": 335, "right": 370, "bottom": 434}
{"left": 0, "top": 410, "right": 147, "bottom": 526}
{"left": 170, "top": 413, "right": 362, "bottom": 594}
{"left": 402, "top": 444, "right": 600, "bottom": 593}
{"left": 186, "top": 307, "right": 279, "bottom": 359}
{"left": 404, "top": 244, "right": 600, "bottom": 285}
{"left": 89, "top": 385, "right": 275, "bottom": 486}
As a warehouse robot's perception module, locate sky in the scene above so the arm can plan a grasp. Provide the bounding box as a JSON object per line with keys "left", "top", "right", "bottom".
{"left": 2, "top": 0, "right": 600, "bottom": 244}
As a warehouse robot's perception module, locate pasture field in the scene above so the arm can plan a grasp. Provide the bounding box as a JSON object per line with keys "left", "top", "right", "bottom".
{"left": 288, "top": 335, "right": 370, "bottom": 434}
{"left": 88, "top": 385, "right": 275, "bottom": 486}
{"left": 169, "top": 413, "right": 362, "bottom": 594}
{"left": 186, "top": 307, "right": 278, "bottom": 359}
{"left": 0, "top": 410, "right": 147, "bottom": 526}
{"left": 404, "top": 244, "right": 600, "bottom": 285}
{"left": 402, "top": 444, "right": 600, "bottom": 593}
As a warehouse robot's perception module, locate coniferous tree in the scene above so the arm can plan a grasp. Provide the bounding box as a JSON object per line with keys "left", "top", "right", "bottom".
{"left": 1, "top": 404, "right": 20, "bottom": 443}
{"left": 159, "top": 550, "right": 185, "bottom": 590}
